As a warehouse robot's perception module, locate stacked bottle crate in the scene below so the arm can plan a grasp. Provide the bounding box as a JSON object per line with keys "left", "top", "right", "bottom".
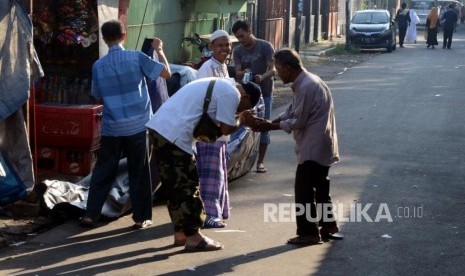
{"left": 34, "top": 104, "right": 103, "bottom": 176}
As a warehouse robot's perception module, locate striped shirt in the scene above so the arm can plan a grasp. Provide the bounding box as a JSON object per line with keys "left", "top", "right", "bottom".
{"left": 278, "top": 69, "right": 339, "bottom": 166}
{"left": 91, "top": 44, "right": 164, "bottom": 136}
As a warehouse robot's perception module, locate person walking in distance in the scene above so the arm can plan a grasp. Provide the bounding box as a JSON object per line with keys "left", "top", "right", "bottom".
{"left": 395, "top": 2, "right": 411, "bottom": 48}
{"left": 441, "top": 4, "right": 458, "bottom": 49}
{"left": 426, "top": 7, "right": 440, "bottom": 49}
{"left": 195, "top": 30, "right": 233, "bottom": 228}
{"left": 252, "top": 48, "right": 341, "bottom": 245}
{"left": 405, "top": 8, "right": 420, "bottom": 44}
{"left": 232, "top": 20, "right": 275, "bottom": 173}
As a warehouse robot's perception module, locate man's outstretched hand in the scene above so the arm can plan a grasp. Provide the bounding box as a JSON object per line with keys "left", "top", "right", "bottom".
{"left": 238, "top": 110, "right": 266, "bottom": 129}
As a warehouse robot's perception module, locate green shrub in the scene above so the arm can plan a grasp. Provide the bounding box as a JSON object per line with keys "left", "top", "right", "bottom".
{"left": 329, "top": 43, "right": 361, "bottom": 55}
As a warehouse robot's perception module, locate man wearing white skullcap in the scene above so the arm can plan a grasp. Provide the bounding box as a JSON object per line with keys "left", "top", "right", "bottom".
{"left": 196, "top": 30, "right": 234, "bottom": 228}
{"left": 210, "top": 29, "right": 230, "bottom": 43}
{"left": 197, "top": 30, "right": 231, "bottom": 78}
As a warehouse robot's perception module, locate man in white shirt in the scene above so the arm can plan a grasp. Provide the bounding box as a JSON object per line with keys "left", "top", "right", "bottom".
{"left": 146, "top": 77, "right": 261, "bottom": 251}
{"left": 197, "top": 30, "right": 231, "bottom": 79}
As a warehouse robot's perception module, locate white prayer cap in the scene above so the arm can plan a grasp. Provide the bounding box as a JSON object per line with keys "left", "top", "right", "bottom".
{"left": 210, "top": 30, "right": 230, "bottom": 42}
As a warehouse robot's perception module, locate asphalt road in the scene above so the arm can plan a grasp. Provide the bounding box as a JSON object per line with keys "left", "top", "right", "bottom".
{"left": 1, "top": 28, "right": 465, "bottom": 275}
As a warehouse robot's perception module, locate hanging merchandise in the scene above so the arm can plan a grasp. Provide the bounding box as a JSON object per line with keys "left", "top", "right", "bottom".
{"left": 32, "top": 0, "right": 99, "bottom": 105}
{"left": 55, "top": 0, "right": 99, "bottom": 47}
{"left": 35, "top": 2, "right": 55, "bottom": 44}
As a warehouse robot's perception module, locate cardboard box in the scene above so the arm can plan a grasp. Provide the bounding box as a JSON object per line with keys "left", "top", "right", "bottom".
{"left": 59, "top": 146, "right": 100, "bottom": 176}
{"left": 35, "top": 104, "right": 103, "bottom": 149}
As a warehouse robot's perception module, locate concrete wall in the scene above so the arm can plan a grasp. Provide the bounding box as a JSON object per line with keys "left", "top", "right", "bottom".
{"left": 288, "top": 16, "right": 307, "bottom": 48}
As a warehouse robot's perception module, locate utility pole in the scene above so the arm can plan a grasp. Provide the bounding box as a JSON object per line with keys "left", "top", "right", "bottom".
{"left": 295, "top": 0, "right": 304, "bottom": 52}
{"left": 313, "top": 0, "right": 320, "bottom": 42}
{"left": 345, "top": 0, "right": 350, "bottom": 49}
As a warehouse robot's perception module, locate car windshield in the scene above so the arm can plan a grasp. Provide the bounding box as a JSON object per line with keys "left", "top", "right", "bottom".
{"left": 352, "top": 12, "right": 389, "bottom": 24}
{"left": 411, "top": 1, "right": 436, "bottom": 9}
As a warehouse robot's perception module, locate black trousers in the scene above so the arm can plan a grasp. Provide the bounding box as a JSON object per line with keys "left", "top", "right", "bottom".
{"left": 86, "top": 131, "right": 152, "bottom": 222}
{"left": 399, "top": 26, "right": 408, "bottom": 46}
{"left": 443, "top": 28, "right": 454, "bottom": 48}
{"left": 295, "top": 160, "right": 336, "bottom": 236}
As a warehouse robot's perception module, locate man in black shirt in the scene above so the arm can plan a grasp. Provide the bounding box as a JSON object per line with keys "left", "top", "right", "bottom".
{"left": 441, "top": 4, "right": 459, "bottom": 49}
{"left": 395, "top": 2, "right": 411, "bottom": 48}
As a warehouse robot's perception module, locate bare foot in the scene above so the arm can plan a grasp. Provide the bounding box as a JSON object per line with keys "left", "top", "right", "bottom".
{"left": 174, "top": 231, "right": 186, "bottom": 246}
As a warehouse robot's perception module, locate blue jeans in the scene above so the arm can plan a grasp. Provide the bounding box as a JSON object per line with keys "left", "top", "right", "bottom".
{"left": 85, "top": 131, "right": 152, "bottom": 222}
{"left": 260, "top": 96, "right": 272, "bottom": 145}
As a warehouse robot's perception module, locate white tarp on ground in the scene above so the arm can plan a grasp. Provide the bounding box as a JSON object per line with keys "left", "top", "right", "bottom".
{"left": 42, "top": 159, "right": 133, "bottom": 218}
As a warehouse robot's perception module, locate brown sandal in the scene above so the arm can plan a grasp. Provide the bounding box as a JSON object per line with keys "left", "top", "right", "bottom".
{"left": 185, "top": 238, "right": 224, "bottom": 252}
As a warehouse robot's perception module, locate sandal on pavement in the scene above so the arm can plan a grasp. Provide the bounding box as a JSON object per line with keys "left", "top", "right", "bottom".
{"left": 256, "top": 163, "right": 267, "bottom": 173}
{"left": 79, "top": 217, "right": 95, "bottom": 228}
{"left": 132, "top": 220, "right": 153, "bottom": 229}
{"left": 203, "top": 217, "right": 226, "bottom": 228}
{"left": 185, "top": 237, "right": 224, "bottom": 252}
{"left": 320, "top": 225, "right": 344, "bottom": 240}
{"left": 287, "top": 235, "right": 322, "bottom": 246}
{"left": 321, "top": 232, "right": 344, "bottom": 240}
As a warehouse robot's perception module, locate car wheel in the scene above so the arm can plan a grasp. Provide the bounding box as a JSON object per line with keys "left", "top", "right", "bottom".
{"left": 387, "top": 44, "right": 392, "bottom": 53}
{"left": 392, "top": 43, "right": 396, "bottom": 51}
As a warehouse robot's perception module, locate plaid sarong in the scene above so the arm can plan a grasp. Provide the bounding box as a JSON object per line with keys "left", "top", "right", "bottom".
{"left": 195, "top": 141, "right": 230, "bottom": 220}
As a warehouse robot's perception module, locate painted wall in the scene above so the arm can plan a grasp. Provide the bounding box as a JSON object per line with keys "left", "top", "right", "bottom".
{"left": 123, "top": 0, "right": 247, "bottom": 64}
{"left": 123, "top": 0, "right": 189, "bottom": 63}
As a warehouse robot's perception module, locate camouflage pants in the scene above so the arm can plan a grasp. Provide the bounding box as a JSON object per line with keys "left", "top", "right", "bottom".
{"left": 149, "top": 130, "right": 206, "bottom": 236}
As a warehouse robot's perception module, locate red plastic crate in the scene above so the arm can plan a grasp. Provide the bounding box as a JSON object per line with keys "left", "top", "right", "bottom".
{"left": 59, "top": 146, "right": 100, "bottom": 176}
{"left": 35, "top": 104, "right": 103, "bottom": 149}
{"left": 34, "top": 146, "right": 60, "bottom": 173}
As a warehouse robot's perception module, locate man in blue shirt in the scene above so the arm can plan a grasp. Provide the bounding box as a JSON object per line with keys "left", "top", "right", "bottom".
{"left": 80, "top": 20, "right": 171, "bottom": 228}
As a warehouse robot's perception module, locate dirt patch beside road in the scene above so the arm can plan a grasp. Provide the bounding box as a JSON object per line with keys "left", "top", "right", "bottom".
{"left": 273, "top": 51, "right": 379, "bottom": 109}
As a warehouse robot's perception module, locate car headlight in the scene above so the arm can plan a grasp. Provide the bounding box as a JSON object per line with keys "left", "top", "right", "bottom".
{"left": 348, "top": 29, "right": 356, "bottom": 36}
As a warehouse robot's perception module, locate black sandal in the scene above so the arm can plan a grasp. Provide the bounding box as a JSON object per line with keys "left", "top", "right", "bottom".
{"left": 79, "top": 217, "right": 95, "bottom": 228}
{"left": 287, "top": 235, "right": 322, "bottom": 246}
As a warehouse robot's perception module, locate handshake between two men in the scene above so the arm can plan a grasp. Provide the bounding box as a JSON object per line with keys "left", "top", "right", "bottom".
{"left": 238, "top": 110, "right": 281, "bottom": 132}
